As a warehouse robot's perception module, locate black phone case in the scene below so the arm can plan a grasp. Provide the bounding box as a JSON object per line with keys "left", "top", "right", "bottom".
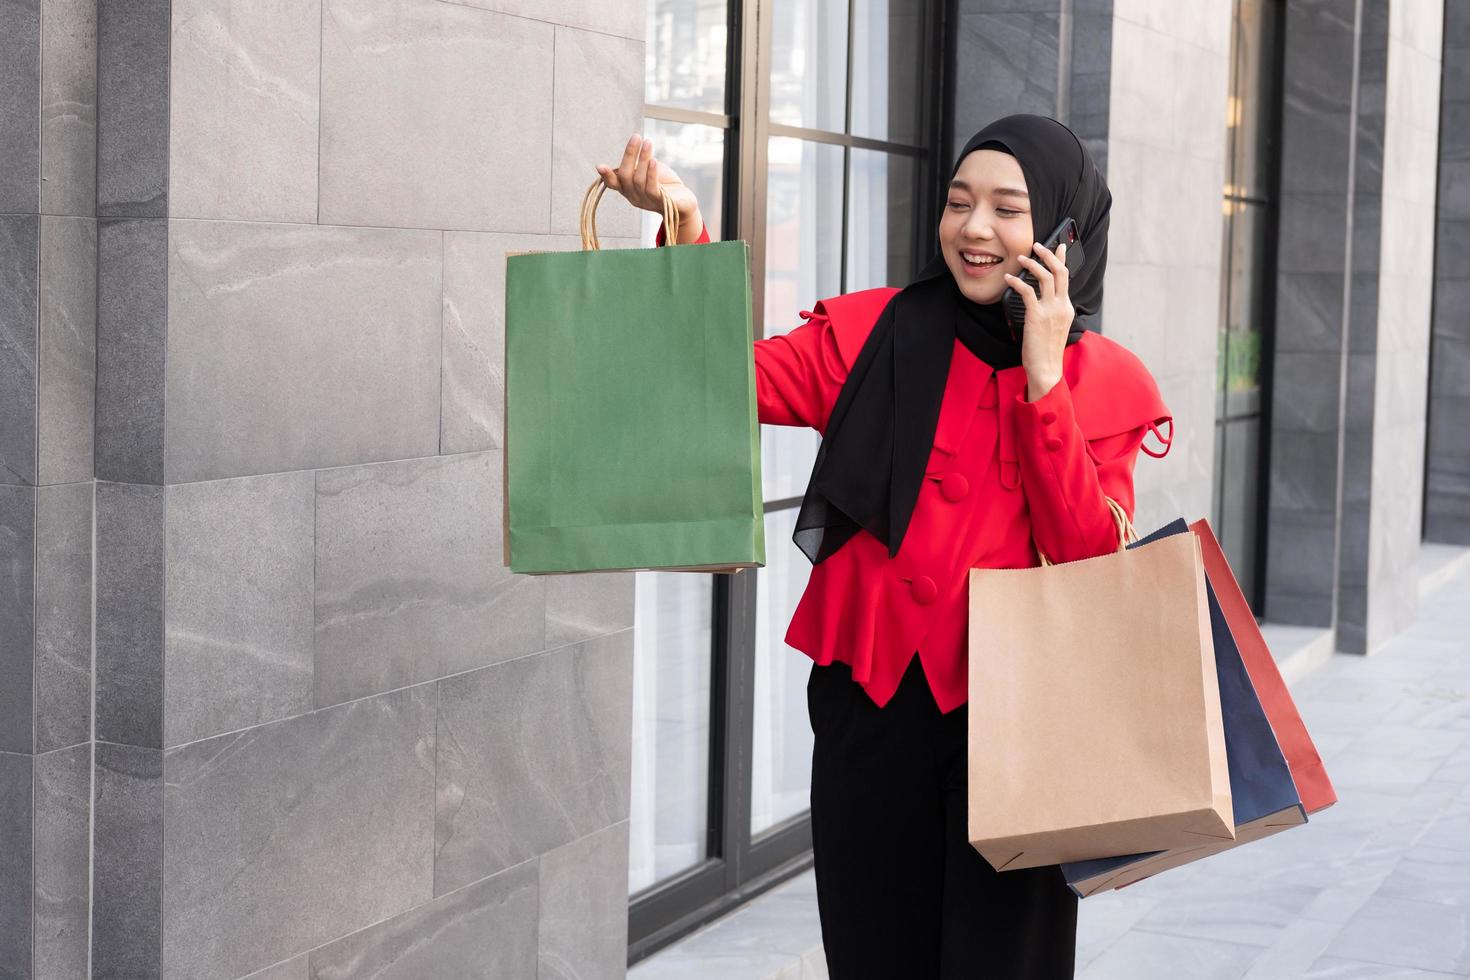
{"left": 1002, "top": 217, "right": 1085, "bottom": 334}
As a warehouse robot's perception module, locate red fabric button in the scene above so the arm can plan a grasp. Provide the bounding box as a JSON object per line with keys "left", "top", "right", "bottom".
{"left": 1041, "top": 411, "right": 1057, "bottom": 425}
{"left": 911, "top": 576, "right": 939, "bottom": 605}
{"left": 1044, "top": 437, "right": 1063, "bottom": 452}
{"left": 940, "top": 473, "right": 970, "bottom": 502}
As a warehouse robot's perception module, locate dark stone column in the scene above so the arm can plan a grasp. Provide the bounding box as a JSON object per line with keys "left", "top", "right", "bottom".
{"left": 1427, "top": 1, "right": 1470, "bottom": 544}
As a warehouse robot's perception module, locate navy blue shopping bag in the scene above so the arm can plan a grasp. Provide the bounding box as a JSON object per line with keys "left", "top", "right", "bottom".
{"left": 1061, "top": 519, "right": 1307, "bottom": 897}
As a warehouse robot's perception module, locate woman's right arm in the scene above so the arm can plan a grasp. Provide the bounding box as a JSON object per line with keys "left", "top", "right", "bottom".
{"left": 600, "top": 135, "right": 845, "bottom": 432}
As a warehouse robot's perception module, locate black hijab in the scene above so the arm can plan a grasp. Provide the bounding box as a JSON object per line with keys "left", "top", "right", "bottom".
{"left": 792, "top": 114, "right": 1113, "bottom": 564}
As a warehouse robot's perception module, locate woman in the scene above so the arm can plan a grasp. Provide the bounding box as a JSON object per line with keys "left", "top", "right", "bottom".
{"left": 598, "top": 114, "right": 1172, "bottom": 979}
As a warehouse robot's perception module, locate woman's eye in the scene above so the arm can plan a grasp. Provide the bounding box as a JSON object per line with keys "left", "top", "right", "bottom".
{"left": 996, "top": 208, "right": 1019, "bottom": 217}
{"left": 946, "top": 200, "right": 969, "bottom": 210}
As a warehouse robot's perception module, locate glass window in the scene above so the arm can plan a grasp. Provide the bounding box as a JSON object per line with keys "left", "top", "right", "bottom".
{"left": 1211, "top": 0, "right": 1282, "bottom": 614}
{"left": 764, "top": 136, "right": 845, "bottom": 327}
{"left": 768, "top": 0, "right": 850, "bottom": 132}
{"left": 632, "top": 0, "right": 939, "bottom": 958}
{"left": 851, "top": 0, "right": 926, "bottom": 145}
{"left": 646, "top": 0, "right": 730, "bottom": 114}
{"left": 629, "top": 572, "right": 715, "bottom": 894}
{"left": 751, "top": 507, "right": 816, "bottom": 836}
{"left": 847, "top": 147, "right": 919, "bottom": 290}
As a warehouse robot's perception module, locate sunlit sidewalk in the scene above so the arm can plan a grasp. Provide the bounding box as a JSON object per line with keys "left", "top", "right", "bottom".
{"left": 1075, "top": 553, "right": 1470, "bottom": 978}
{"left": 631, "top": 550, "right": 1470, "bottom": 980}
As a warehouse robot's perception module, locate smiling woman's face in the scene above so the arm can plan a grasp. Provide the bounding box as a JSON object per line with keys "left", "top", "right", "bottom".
{"left": 939, "top": 148, "right": 1035, "bottom": 304}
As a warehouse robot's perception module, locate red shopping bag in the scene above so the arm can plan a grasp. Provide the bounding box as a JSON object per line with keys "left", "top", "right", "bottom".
{"left": 1190, "top": 519, "right": 1337, "bottom": 814}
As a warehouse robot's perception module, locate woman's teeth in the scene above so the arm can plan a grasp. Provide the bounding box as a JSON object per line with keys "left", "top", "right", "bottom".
{"left": 962, "top": 254, "right": 1001, "bottom": 266}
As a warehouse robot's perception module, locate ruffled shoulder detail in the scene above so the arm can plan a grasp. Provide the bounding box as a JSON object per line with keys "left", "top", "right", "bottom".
{"left": 1064, "top": 332, "right": 1174, "bottom": 456}
{"left": 799, "top": 288, "right": 902, "bottom": 371}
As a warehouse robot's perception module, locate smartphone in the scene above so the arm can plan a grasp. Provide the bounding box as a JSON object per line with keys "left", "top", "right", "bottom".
{"left": 1001, "top": 217, "right": 1085, "bottom": 334}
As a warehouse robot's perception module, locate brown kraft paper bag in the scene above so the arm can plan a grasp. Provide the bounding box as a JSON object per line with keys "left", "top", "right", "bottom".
{"left": 967, "top": 529, "right": 1234, "bottom": 871}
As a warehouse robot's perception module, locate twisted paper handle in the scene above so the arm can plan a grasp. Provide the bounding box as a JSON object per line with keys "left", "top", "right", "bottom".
{"left": 580, "top": 177, "right": 680, "bottom": 251}
{"left": 1036, "top": 497, "right": 1137, "bottom": 567}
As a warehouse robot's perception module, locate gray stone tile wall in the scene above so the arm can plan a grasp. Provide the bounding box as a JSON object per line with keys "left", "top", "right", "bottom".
{"left": 1102, "top": 0, "right": 1233, "bottom": 533}
{"left": 0, "top": 4, "right": 97, "bottom": 975}
{"left": 1264, "top": 0, "right": 1359, "bottom": 628}
{"left": 93, "top": 741, "right": 163, "bottom": 980}
{"left": 1427, "top": 0, "right": 1470, "bottom": 543}
{"left": 73, "top": 0, "right": 646, "bottom": 976}
{"left": 1266, "top": 1, "right": 1444, "bottom": 651}
{"left": 1360, "top": 2, "right": 1443, "bottom": 649}
{"left": 161, "top": 687, "right": 437, "bottom": 980}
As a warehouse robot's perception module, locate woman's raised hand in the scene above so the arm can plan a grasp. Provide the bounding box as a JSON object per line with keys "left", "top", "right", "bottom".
{"left": 596, "top": 134, "right": 704, "bottom": 243}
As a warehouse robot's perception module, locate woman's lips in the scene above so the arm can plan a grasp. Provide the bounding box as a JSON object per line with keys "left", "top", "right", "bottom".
{"left": 959, "top": 253, "right": 1005, "bottom": 277}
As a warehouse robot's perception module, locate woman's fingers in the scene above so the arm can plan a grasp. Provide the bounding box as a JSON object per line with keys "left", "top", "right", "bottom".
{"left": 643, "top": 146, "right": 663, "bottom": 198}
{"left": 1033, "top": 242, "right": 1069, "bottom": 296}
{"left": 1016, "top": 253, "right": 1054, "bottom": 299}
{"left": 1003, "top": 272, "right": 1038, "bottom": 309}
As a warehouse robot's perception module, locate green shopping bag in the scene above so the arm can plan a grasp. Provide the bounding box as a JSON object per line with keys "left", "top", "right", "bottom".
{"left": 502, "top": 180, "right": 765, "bottom": 574}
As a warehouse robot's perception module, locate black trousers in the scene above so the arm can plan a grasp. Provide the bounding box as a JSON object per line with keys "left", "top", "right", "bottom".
{"left": 807, "top": 655, "right": 1078, "bottom": 979}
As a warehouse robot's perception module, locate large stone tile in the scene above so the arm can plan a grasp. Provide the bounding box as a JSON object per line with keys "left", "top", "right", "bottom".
{"left": 435, "top": 631, "right": 634, "bottom": 893}
{"left": 34, "top": 482, "right": 92, "bottom": 753}
{"left": 0, "top": 751, "right": 33, "bottom": 980}
{"left": 32, "top": 743, "right": 91, "bottom": 979}
{"left": 93, "top": 741, "right": 163, "bottom": 980}
{"left": 545, "top": 572, "right": 635, "bottom": 649}
{"left": 94, "top": 481, "right": 165, "bottom": 749}
{"left": 164, "top": 472, "right": 315, "bottom": 747}
{"left": 40, "top": 0, "right": 97, "bottom": 217}
{"left": 0, "top": 0, "right": 40, "bottom": 213}
{"left": 95, "top": 217, "right": 167, "bottom": 485}
{"left": 37, "top": 215, "right": 96, "bottom": 486}
{"left": 169, "top": 0, "right": 321, "bottom": 222}
{"left": 0, "top": 215, "right": 39, "bottom": 486}
{"left": 319, "top": 0, "right": 554, "bottom": 231}
{"left": 308, "top": 859, "right": 539, "bottom": 980}
{"left": 1306, "top": 957, "right": 1462, "bottom": 978}
{"left": 443, "top": 0, "right": 643, "bottom": 42}
{"left": 96, "top": 0, "right": 169, "bottom": 216}
{"left": 165, "top": 220, "right": 441, "bottom": 482}
{"left": 1375, "top": 845, "right": 1470, "bottom": 909}
{"left": 539, "top": 821, "right": 632, "bottom": 980}
{"left": 242, "top": 956, "right": 309, "bottom": 980}
{"left": 1322, "top": 895, "right": 1470, "bottom": 974}
{"left": 441, "top": 231, "right": 580, "bottom": 454}
{"left": 1131, "top": 873, "right": 1320, "bottom": 948}
{"left": 0, "top": 486, "right": 35, "bottom": 755}
{"left": 314, "top": 452, "right": 545, "bottom": 706}
{"left": 1078, "top": 929, "right": 1258, "bottom": 980}
{"left": 162, "top": 685, "right": 436, "bottom": 980}
{"left": 551, "top": 27, "right": 643, "bottom": 238}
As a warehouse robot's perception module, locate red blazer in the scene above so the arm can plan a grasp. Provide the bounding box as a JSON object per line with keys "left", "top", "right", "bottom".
{"left": 663, "top": 223, "right": 1173, "bottom": 712}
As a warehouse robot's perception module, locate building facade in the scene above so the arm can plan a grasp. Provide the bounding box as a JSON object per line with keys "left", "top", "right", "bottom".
{"left": 0, "top": 0, "right": 1461, "bottom": 976}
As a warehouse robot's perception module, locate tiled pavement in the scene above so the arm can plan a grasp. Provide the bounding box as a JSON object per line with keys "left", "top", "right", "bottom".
{"left": 632, "top": 552, "right": 1470, "bottom": 979}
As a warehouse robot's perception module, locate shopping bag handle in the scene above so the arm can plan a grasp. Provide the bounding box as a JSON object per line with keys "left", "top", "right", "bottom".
{"left": 581, "top": 178, "right": 681, "bottom": 251}
{"left": 1035, "top": 496, "right": 1137, "bottom": 567}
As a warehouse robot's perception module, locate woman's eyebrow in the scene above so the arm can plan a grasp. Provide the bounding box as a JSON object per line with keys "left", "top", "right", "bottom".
{"left": 947, "top": 179, "right": 1029, "bottom": 201}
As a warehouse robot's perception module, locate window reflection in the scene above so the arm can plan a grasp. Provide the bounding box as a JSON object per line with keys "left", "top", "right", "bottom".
{"left": 768, "top": 0, "right": 849, "bottom": 132}
{"left": 752, "top": 507, "right": 815, "bottom": 837}
{"left": 629, "top": 571, "right": 714, "bottom": 894}
{"left": 851, "top": 0, "right": 926, "bottom": 145}
{"left": 646, "top": 0, "right": 729, "bottom": 114}
{"left": 764, "top": 137, "right": 844, "bottom": 328}
{"left": 847, "top": 148, "right": 918, "bottom": 290}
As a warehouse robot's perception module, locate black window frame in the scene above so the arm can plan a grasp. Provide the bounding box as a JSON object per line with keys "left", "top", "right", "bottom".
{"left": 629, "top": 0, "right": 951, "bottom": 963}
{"left": 1212, "top": 0, "right": 1286, "bottom": 615}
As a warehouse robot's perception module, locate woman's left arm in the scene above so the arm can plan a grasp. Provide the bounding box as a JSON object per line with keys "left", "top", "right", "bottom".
{"left": 1005, "top": 241, "right": 1147, "bottom": 563}
{"left": 1014, "top": 383, "right": 1145, "bottom": 563}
